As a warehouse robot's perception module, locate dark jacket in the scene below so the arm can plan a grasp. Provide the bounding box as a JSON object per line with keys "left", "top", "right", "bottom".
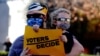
{"left": 63, "top": 31, "right": 74, "bottom": 53}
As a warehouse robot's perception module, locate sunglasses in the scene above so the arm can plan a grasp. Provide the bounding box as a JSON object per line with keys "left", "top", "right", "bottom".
{"left": 26, "top": 14, "right": 44, "bottom": 18}
{"left": 55, "top": 18, "right": 70, "bottom": 22}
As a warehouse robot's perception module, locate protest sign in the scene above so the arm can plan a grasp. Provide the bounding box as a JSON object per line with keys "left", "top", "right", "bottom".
{"left": 24, "top": 26, "right": 65, "bottom": 56}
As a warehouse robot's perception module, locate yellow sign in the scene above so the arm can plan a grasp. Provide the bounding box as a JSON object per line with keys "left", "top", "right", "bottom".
{"left": 24, "top": 26, "right": 66, "bottom": 56}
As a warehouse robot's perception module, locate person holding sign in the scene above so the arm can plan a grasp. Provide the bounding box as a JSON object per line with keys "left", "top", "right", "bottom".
{"left": 8, "top": 2, "right": 49, "bottom": 56}
{"left": 50, "top": 8, "right": 84, "bottom": 56}
{"left": 8, "top": 2, "right": 66, "bottom": 56}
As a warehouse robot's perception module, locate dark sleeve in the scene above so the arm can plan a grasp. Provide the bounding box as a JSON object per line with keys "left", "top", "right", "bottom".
{"left": 8, "top": 36, "right": 23, "bottom": 56}
{"left": 62, "top": 32, "right": 74, "bottom": 53}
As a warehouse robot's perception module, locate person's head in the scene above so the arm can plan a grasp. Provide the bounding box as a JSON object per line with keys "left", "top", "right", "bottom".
{"left": 26, "top": 2, "right": 48, "bottom": 30}
{"left": 50, "top": 8, "right": 71, "bottom": 30}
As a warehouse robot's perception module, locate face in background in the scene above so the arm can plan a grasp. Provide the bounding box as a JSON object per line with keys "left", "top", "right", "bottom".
{"left": 56, "top": 12, "right": 71, "bottom": 30}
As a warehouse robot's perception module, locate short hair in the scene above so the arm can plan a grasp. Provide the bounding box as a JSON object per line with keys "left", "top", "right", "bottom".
{"left": 50, "top": 8, "right": 71, "bottom": 20}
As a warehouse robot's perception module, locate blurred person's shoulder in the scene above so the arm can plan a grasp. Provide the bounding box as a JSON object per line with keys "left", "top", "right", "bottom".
{"left": 12, "top": 35, "right": 24, "bottom": 48}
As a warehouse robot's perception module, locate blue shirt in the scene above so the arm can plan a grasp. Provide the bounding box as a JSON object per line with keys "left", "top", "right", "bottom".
{"left": 8, "top": 35, "right": 23, "bottom": 56}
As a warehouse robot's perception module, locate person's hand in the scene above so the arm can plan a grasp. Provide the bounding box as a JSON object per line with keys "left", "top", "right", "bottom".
{"left": 60, "top": 35, "right": 68, "bottom": 43}
{"left": 60, "top": 30, "right": 68, "bottom": 43}
{"left": 20, "top": 47, "right": 32, "bottom": 56}
{"left": 32, "top": 25, "right": 39, "bottom": 32}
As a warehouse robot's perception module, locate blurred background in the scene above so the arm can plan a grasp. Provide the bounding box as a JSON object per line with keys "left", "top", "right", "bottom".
{"left": 0, "top": 0, "right": 100, "bottom": 56}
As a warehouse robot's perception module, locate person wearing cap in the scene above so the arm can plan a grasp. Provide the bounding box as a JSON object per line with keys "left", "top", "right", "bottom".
{"left": 8, "top": 2, "right": 48, "bottom": 56}
{"left": 50, "top": 8, "right": 84, "bottom": 56}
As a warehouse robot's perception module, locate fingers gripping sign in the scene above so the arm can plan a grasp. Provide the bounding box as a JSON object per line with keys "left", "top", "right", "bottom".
{"left": 20, "top": 47, "right": 32, "bottom": 56}
{"left": 61, "top": 35, "right": 68, "bottom": 43}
